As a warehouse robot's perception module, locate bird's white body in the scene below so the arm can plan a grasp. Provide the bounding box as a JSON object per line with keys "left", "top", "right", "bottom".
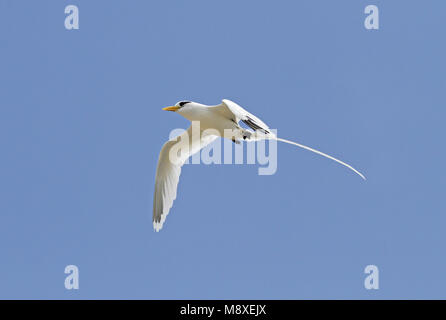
{"left": 152, "top": 99, "right": 365, "bottom": 232}
{"left": 176, "top": 100, "right": 273, "bottom": 142}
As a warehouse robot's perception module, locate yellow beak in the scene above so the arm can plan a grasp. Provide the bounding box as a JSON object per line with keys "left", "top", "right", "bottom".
{"left": 162, "top": 106, "right": 180, "bottom": 112}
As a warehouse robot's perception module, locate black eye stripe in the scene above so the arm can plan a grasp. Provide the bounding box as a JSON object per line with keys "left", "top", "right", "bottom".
{"left": 179, "top": 101, "right": 191, "bottom": 107}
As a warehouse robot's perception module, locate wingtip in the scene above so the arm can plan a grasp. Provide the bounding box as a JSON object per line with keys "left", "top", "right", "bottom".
{"left": 153, "top": 222, "right": 163, "bottom": 232}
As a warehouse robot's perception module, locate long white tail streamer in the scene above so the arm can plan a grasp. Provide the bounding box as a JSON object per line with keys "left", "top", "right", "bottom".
{"left": 275, "top": 137, "right": 366, "bottom": 180}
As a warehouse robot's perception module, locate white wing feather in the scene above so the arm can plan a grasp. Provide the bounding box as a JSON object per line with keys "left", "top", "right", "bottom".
{"left": 153, "top": 127, "right": 218, "bottom": 231}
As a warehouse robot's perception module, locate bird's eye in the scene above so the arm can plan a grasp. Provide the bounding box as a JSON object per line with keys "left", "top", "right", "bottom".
{"left": 178, "top": 101, "right": 191, "bottom": 107}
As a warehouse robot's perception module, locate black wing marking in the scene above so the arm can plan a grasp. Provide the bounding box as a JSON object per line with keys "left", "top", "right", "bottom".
{"left": 241, "top": 116, "right": 270, "bottom": 134}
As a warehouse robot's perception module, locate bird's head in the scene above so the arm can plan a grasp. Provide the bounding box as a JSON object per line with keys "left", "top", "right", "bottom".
{"left": 162, "top": 101, "right": 193, "bottom": 113}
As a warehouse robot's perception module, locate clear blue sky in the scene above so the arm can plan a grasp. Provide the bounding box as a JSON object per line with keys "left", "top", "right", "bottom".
{"left": 1, "top": 0, "right": 445, "bottom": 299}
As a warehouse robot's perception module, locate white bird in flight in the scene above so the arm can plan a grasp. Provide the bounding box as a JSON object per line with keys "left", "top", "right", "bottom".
{"left": 153, "top": 99, "right": 365, "bottom": 232}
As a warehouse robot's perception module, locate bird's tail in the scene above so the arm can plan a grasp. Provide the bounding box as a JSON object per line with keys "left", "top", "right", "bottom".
{"left": 275, "top": 137, "right": 366, "bottom": 180}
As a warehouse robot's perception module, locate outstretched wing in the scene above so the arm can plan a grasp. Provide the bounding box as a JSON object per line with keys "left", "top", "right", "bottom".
{"left": 153, "top": 127, "right": 218, "bottom": 232}
{"left": 215, "top": 99, "right": 273, "bottom": 135}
